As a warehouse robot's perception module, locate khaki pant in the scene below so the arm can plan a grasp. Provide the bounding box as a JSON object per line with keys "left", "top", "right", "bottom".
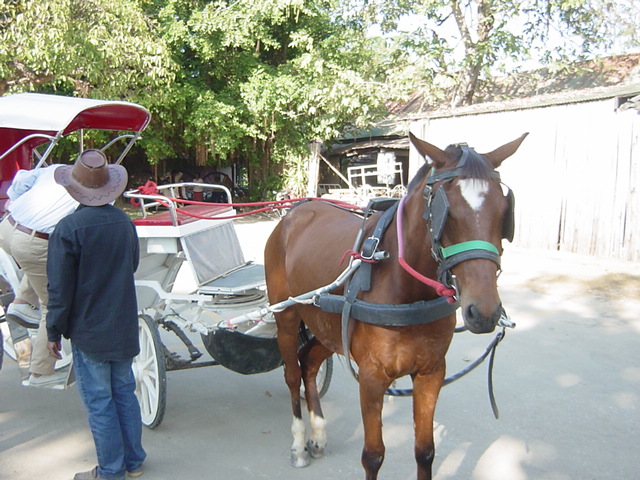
{"left": 0, "top": 216, "right": 54, "bottom": 376}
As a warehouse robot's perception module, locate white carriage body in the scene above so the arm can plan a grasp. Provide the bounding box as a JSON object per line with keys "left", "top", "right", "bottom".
{"left": 127, "top": 190, "right": 270, "bottom": 337}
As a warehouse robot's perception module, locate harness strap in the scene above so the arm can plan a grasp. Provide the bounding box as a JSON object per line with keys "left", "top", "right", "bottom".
{"left": 427, "top": 167, "right": 501, "bottom": 185}
{"left": 339, "top": 200, "right": 400, "bottom": 379}
{"left": 341, "top": 279, "right": 361, "bottom": 380}
{"left": 437, "top": 248, "right": 501, "bottom": 284}
{"left": 441, "top": 240, "right": 499, "bottom": 258}
{"left": 319, "top": 294, "right": 457, "bottom": 326}
{"left": 362, "top": 201, "right": 399, "bottom": 260}
{"left": 385, "top": 326, "right": 507, "bottom": 419}
{"left": 397, "top": 195, "right": 457, "bottom": 301}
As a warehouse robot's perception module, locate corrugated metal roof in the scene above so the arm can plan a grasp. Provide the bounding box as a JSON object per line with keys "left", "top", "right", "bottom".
{"left": 391, "top": 54, "right": 640, "bottom": 120}
{"left": 407, "top": 83, "right": 640, "bottom": 120}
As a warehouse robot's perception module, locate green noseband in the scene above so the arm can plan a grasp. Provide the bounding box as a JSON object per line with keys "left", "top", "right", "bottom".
{"left": 441, "top": 240, "right": 500, "bottom": 259}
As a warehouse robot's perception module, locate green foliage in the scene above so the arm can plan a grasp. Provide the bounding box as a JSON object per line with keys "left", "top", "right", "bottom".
{"left": 0, "top": 0, "right": 175, "bottom": 97}
{"left": 1, "top": 0, "right": 637, "bottom": 196}
{"left": 144, "top": 0, "right": 392, "bottom": 189}
{"left": 362, "top": 0, "right": 639, "bottom": 106}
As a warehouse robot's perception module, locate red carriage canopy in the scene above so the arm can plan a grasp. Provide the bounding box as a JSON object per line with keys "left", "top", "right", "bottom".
{"left": 0, "top": 93, "right": 151, "bottom": 211}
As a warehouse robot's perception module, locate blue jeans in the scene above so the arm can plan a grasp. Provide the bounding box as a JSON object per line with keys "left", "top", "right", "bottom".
{"left": 72, "top": 344, "right": 146, "bottom": 480}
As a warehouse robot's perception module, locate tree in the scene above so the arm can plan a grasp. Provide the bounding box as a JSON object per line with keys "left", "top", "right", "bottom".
{"left": 0, "top": 0, "right": 175, "bottom": 98}
{"left": 144, "top": 0, "right": 392, "bottom": 189}
{"left": 1, "top": 0, "right": 395, "bottom": 195}
{"left": 4, "top": 0, "right": 634, "bottom": 196}
{"left": 362, "top": 0, "right": 640, "bottom": 107}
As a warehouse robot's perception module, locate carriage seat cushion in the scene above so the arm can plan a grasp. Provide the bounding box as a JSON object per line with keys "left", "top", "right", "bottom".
{"left": 133, "top": 204, "right": 233, "bottom": 226}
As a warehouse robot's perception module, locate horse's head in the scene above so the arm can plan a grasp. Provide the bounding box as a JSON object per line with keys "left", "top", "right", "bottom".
{"left": 409, "top": 132, "right": 528, "bottom": 334}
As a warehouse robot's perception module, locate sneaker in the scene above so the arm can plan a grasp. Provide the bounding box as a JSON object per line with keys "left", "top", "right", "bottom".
{"left": 127, "top": 469, "right": 143, "bottom": 478}
{"left": 6, "top": 303, "right": 40, "bottom": 329}
{"left": 73, "top": 466, "right": 114, "bottom": 480}
{"left": 27, "top": 370, "right": 68, "bottom": 389}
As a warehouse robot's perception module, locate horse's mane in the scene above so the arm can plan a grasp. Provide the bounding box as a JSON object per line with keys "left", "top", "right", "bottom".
{"left": 407, "top": 163, "right": 430, "bottom": 191}
{"left": 444, "top": 144, "right": 495, "bottom": 180}
{"left": 408, "top": 145, "right": 495, "bottom": 192}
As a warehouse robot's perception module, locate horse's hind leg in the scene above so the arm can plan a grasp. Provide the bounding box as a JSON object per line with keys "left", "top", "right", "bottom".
{"left": 276, "top": 310, "right": 310, "bottom": 468}
{"left": 300, "top": 337, "right": 332, "bottom": 459}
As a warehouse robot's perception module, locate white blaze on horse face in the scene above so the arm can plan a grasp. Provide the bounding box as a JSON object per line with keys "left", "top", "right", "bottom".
{"left": 458, "top": 179, "right": 489, "bottom": 212}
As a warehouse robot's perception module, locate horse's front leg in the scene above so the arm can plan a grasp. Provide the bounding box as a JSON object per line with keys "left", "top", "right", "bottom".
{"left": 412, "top": 367, "right": 446, "bottom": 480}
{"left": 300, "top": 337, "right": 333, "bottom": 459}
{"left": 276, "top": 315, "right": 309, "bottom": 468}
{"left": 359, "top": 370, "right": 391, "bottom": 480}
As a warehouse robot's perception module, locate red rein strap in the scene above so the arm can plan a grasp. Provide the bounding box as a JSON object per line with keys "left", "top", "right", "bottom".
{"left": 396, "top": 196, "right": 457, "bottom": 303}
{"left": 131, "top": 192, "right": 362, "bottom": 220}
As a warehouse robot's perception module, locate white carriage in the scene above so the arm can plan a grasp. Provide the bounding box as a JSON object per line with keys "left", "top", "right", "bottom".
{"left": 0, "top": 93, "right": 332, "bottom": 428}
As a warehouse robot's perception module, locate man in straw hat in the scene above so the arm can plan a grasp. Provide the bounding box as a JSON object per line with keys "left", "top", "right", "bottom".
{"left": 46, "top": 149, "right": 146, "bottom": 480}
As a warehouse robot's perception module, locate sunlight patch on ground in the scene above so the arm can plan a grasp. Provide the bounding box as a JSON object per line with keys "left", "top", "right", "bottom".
{"left": 472, "top": 435, "right": 565, "bottom": 480}
{"left": 1, "top": 429, "right": 92, "bottom": 476}
{"left": 613, "top": 391, "right": 638, "bottom": 410}
{"left": 435, "top": 441, "right": 471, "bottom": 479}
{"left": 555, "top": 373, "right": 581, "bottom": 388}
{"left": 381, "top": 422, "right": 414, "bottom": 448}
{"left": 622, "top": 366, "right": 640, "bottom": 383}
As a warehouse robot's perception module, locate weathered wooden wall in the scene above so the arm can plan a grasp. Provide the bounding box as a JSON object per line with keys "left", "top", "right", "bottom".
{"left": 410, "top": 99, "right": 640, "bottom": 262}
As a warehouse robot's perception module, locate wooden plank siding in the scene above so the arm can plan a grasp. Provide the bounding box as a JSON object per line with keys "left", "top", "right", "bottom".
{"left": 409, "top": 99, "right": 640, "bottom": 262}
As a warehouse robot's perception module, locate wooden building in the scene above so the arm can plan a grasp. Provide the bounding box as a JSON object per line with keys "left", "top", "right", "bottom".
{"left": 333, "top": 54, "right": 640, "bottom": 261}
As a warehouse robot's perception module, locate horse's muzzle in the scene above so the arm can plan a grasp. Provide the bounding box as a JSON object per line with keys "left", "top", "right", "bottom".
{"left": 462, "top": 303, "right": 502, "bottom": 334}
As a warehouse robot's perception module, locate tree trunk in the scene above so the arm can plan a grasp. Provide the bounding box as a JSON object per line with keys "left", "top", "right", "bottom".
{"left": 450, "top": 0, "right": 495, "bottom": 107}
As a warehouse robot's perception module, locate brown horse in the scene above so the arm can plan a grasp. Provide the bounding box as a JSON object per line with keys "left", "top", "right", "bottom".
{"left": 264, "top": 131, "right": 528, "bottom": 480}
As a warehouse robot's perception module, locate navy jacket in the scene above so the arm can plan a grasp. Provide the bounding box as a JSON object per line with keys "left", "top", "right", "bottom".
{"left": 46, "top": 204, "right": 140, "bottom": 361}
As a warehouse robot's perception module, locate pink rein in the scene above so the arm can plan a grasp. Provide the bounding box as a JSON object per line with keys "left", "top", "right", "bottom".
{"left": 396, "top": 196, "right": 457, "bottom": 303}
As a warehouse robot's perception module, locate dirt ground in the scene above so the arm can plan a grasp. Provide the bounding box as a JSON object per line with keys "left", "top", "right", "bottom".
{"left": 1, "top": 215, "right": 638, "bottom": 480}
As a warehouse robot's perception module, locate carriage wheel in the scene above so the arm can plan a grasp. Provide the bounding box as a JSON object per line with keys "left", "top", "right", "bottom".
{"left": 0, "top": 320, "right": 9, "bottom": 363}
{"left": 316, "top": 355, "right": 333, "bottom": 399}
{"left": 0, "top": 321, "right": 3, "bottom": 370}
{"left": 133, "top": 314, "right": 167, "bottom": 429}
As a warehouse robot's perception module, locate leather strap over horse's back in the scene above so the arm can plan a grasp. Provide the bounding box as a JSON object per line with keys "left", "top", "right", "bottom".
{"left": 315, "top": 199, "right": 459, "bottom": 377}
{"left": 338, "top": 201, "right": 398, "bottom": 376}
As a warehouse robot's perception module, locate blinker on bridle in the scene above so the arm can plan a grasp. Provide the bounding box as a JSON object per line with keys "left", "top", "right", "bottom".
{"left": 423, "top": 145, "right": 515, "bottom": 290}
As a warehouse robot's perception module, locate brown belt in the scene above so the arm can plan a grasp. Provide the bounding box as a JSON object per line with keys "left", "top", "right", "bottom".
{"left": 7, "top": 215, "right": 50, "bottom": 240}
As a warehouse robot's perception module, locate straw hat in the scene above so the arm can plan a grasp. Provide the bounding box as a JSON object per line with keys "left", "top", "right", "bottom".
{"left": 54, "top": 149, "right": 128, "bottom": 206}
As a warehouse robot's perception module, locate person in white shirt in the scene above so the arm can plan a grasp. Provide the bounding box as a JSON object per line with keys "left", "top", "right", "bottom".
{"left": 0, "top": 164, "right": 78, "bottom": 387}
{"left": 192, "top": 172, "right": 204, "bottom": 201}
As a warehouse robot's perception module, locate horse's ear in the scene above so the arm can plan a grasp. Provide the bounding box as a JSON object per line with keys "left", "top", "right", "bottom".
{"left": 482, "top": 132, "right": 529, "bottom": 168}
{"left": 409, "top": 132, "right": 449, "bottom": 167}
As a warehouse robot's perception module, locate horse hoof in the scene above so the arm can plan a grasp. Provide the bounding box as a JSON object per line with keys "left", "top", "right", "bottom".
{"left": 307, "top": 440, "right": 325, "bottom": 459}
{"left": 291, "top": 449, "right": 310, "bottom": 468}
